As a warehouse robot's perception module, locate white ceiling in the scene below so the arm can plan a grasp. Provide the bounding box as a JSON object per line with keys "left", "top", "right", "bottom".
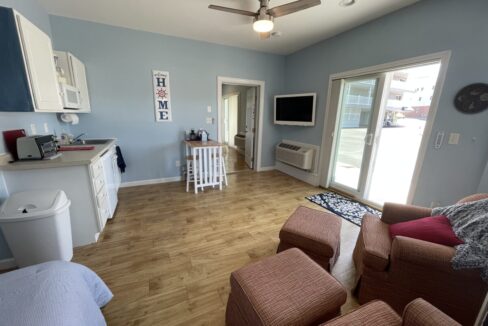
{"left": 38, "top": 0, "right": 420, "bottom": 55}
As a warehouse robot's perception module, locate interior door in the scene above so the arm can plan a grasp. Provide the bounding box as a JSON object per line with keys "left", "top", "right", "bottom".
{"left": 228, "top": 95, "right": 238, "bottom": 147}
{"left": 245, "top": 87, "right": 256, "bottom": 169}
{"left": 15, "top": 12, "right": 62, "bottom": 112}
{"left": 329, "top": 74, "right": 386, "bottom": 197}
{"left": 223, "top": 97, "right": 229, "bottom": 144}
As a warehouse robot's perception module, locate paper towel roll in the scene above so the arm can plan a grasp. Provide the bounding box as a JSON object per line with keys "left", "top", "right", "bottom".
{"left": 60, "top": 113, "right": 79, "bottom": 125}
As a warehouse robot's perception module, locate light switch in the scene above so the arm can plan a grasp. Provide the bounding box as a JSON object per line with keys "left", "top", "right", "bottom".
{"left": 43, "top": 122, "right": 49, "bottom": 133}
{"left": 207, "top": 105, "right": 212, "bottom": 113}
{"left": 448, "top": 133, "right": 460, "bottom": 145}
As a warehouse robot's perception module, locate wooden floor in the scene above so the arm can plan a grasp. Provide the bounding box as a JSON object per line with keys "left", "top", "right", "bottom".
{"left": 223, "top": 146, "right": 250, "bottom": 174}
{"left": 73, "top": 170, "right": 360, "bottom": 325}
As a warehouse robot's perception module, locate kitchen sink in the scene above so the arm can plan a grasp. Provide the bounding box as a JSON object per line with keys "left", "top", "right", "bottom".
{"left": 82, "top": 139, "right": 111, "bottom": 145}
{"left": 73, "top": 139, "right": 111, "bottom": 145}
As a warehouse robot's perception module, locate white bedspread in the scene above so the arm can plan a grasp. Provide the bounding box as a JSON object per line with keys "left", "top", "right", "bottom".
{"left": 0, "top": 261, "right": 113, "bottom": 326}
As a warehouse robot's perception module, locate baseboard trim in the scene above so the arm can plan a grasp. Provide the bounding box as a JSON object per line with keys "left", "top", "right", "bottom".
{"left": 259, "top": 166, "right": 276, "bottom": 172}
{"left": 0, "top": 258, "right": 16, "bottom": 270}
{"left": 121, "top": 176, "right": 182, "bottom": 188}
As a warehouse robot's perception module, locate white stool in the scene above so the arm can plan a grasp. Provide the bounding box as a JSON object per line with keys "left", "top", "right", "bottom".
{"left": 186, "top": 155, "right": 196, "bottom": 193}
{"left": 185, "top": 154, "right": 228, "bottom": 192}
{"left": 215, "top": 155, "right": 228, "bottom": 186}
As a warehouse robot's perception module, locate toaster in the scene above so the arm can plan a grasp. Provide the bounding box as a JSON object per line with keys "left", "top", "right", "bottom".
{"left": 17, "top": 135, "right": 58, "bottom": 160}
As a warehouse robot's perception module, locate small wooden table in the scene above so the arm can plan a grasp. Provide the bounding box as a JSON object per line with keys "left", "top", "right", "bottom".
{"left": 184, "top": 140, "right": 224, "bottom": 193}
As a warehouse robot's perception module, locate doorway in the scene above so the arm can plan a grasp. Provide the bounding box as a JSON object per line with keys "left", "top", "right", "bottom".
{"left": 323, "top": 53, "right": 449, "bottom": 206}
{"left": 218, "top": 77, "right": 264, "bottom": 173}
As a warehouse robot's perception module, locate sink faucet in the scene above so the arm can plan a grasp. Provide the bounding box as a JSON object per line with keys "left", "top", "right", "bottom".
{"left": 72, "top": 133, "right": 86, "bottom": 144}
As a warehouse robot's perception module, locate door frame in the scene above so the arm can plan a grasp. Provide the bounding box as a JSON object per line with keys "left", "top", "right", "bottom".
{"left": 319, "top": 50, "right": 451, "bottom": 204}
{"left": 217, "top": 76, "right": 265, "bottom": 171}
{"left": 328, "top": 73, "right": 387, "bottom": 198}
{"left": 221, "top": 92, "right": 239, "bottom": 146}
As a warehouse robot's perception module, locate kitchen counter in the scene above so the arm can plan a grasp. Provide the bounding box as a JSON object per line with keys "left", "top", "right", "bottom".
{"left": 0, "top": 139, "right": 117, "bottom": 171}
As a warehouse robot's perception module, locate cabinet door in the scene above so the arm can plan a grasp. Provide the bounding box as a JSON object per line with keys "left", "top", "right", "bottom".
{"left": 0, "top": 7, "right": 34, "bottom": 112}
{"left": 15, "top": 13, "right": 62, "bottom": 112}
{"left": 69, "top": 53, "right": 91, "bottom": 112}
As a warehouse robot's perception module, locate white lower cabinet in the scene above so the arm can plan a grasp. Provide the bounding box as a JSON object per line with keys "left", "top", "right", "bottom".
{"left": 2, "top": 144, "right": 120, "bottom": 247}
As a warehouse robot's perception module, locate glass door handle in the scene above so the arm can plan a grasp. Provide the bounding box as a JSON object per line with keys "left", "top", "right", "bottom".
{"left": 365, "top": 133, "right": 374, "bottom": 146}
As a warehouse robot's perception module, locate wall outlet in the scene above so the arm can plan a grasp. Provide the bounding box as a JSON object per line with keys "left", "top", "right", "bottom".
{"left": 206, "top": 117, "right": 213, "bottom": 124}
{"left": 448, "top": 133, "right": 460, "bottom": 145}
{"left": 43, "top": 122, "right": 49, "bottom": 134}
{"left": 175, "top": 160, "right": 181, "bottom": 167}
{"left": 30, "top": 123, "right": 37, "bottom": 135}
{"left": 207, "top": 105, "right": 212, "bottom": 113}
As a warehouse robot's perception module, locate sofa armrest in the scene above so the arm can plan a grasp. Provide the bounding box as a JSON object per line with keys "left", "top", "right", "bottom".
{"left": 361, "top": 214, "right": 392, "bottom": 271}
{"left": 390, "top": 236, "right": 455, "bottom": 272}
{"left": 381, "top": 203, "right": 432, "bottom": 225}
{"left": 402, "top": 298, "right": 461, "bottom": 326}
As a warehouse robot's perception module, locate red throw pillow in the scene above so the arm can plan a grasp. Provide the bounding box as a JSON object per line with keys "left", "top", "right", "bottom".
{"left": 389, "top": 215, "right": 464, "bottom": 247}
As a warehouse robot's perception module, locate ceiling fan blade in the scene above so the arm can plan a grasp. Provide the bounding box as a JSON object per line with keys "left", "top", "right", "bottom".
{"left": 259, "top": 32, "right": 271, "bottom": 40}
{"left": 268, "top": 0, "right": 321, "bottom": 18}
{"left": 208, "top": 5, "right": 257, "bottom": 17}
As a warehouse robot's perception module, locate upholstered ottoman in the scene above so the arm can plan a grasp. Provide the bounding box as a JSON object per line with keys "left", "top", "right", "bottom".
{"left": 226, "top": 248, "right": 347, "bottom": 326}
{"left": 278, "top": 206, "right": 341, "bottom": 271}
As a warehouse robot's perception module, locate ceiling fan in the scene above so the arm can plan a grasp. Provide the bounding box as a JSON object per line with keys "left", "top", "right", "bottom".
{"left": 208, "top": 0, "right": 322, "bottom": 39}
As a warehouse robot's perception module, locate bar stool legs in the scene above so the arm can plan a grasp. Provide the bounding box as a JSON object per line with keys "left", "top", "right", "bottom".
{"left": 185, "top": 154, "right": 228, "bottom": 192}
{"left": 219, "top": 156, "right": 228, "bottom": 186}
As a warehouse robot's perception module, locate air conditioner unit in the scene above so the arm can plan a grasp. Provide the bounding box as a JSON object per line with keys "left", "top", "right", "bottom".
{"left": 275, "top": 142, "right": 314, "bottom": 170}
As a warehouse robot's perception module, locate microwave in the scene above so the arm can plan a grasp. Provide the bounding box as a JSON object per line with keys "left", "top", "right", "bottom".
{"left": 59, "top": 83, "right": 82, "bottom": 109}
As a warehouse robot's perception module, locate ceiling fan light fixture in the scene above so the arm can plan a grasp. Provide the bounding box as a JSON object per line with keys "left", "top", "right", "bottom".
{"left": 339, "top": 0, "right": 355, "bottom": 7}
{"left": 253, "top": 16, "right": 274, "bottom": 33}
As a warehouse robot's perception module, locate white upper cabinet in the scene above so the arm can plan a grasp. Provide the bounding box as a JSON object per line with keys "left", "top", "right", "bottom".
{"left": 15, "top": 11, "right": 63, "bottom": 112}
{"left": 69, "top": 53, "right": 91, "bottom": 112}
{"left": 55, "top": 51, "right": 91, "bottom": 112}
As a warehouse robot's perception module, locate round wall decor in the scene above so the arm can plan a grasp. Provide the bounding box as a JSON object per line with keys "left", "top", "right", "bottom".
{"left": 454, "top": 83, "right": 488, "bottom": 114}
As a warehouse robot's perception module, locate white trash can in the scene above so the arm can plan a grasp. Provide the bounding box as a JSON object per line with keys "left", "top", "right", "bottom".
{"left": 0, "top": 190, "right": 73, "bottom": 267}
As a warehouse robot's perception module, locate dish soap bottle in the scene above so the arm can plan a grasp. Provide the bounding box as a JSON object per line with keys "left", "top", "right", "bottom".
{"left": 201, "top": 130, "right": 208, "bottom": 142}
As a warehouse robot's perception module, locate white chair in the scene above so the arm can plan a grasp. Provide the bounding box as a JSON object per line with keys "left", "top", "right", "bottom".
{"left": 185, "top": 150, "right": 228, "bottom": 193}
{"left": 185, "top": 155, "right": 196, "bottom": 193}
{"left": 215, "top": 155, "right": 228, "bottom": 186}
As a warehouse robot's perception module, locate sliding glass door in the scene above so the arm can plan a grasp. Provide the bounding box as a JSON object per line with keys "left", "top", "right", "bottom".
{"left": 330, "top": 75, "right": 385, "bottom": 196}
{"left": 328, "top": 62, "right": 442, "bottom": 206}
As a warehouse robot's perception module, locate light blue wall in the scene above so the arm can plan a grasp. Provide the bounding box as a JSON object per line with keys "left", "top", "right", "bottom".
{"left": 479, "top": 162, "right": 488, "bottom": 193}
{"left": 283, "top": 0, "right": 488, "bottom": 206}
{"left": 49, "top": 16, "right": 285, "bottom": 183}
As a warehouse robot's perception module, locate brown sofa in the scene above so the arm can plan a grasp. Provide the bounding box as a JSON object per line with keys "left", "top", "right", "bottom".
{"left": 353, "top": 194, "right": 488, "bottom": 326}
{"left": 321, "top": 298, "right": 461, "bottom": 326}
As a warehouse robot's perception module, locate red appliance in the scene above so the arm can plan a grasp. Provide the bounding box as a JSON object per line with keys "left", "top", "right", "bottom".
{"left": 3, "top": 129, "right": 26, "bottom": 161}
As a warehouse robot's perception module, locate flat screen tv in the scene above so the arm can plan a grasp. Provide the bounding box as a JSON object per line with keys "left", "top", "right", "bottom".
{"left": 274, "top": 93, "right": 316, "bottom": 126}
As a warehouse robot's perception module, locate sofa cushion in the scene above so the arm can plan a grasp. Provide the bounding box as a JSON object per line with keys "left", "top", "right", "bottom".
{"left": 389, "top": 215, "right": 463, "bottom": 247}
{"left": 457, "top": 193, "right": 488, "bottom": 204}
{"left": 321, "top": 300, "right": 402, "bottom": 326}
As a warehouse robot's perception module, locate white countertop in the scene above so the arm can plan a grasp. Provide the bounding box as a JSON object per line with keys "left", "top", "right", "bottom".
{"left": 0, "top": 139, "right": 117, "bottom": 171}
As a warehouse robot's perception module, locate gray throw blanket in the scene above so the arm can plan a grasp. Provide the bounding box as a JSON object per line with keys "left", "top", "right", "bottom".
{"left": 432, "top": 198, "right": 488, "bottom": 282}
